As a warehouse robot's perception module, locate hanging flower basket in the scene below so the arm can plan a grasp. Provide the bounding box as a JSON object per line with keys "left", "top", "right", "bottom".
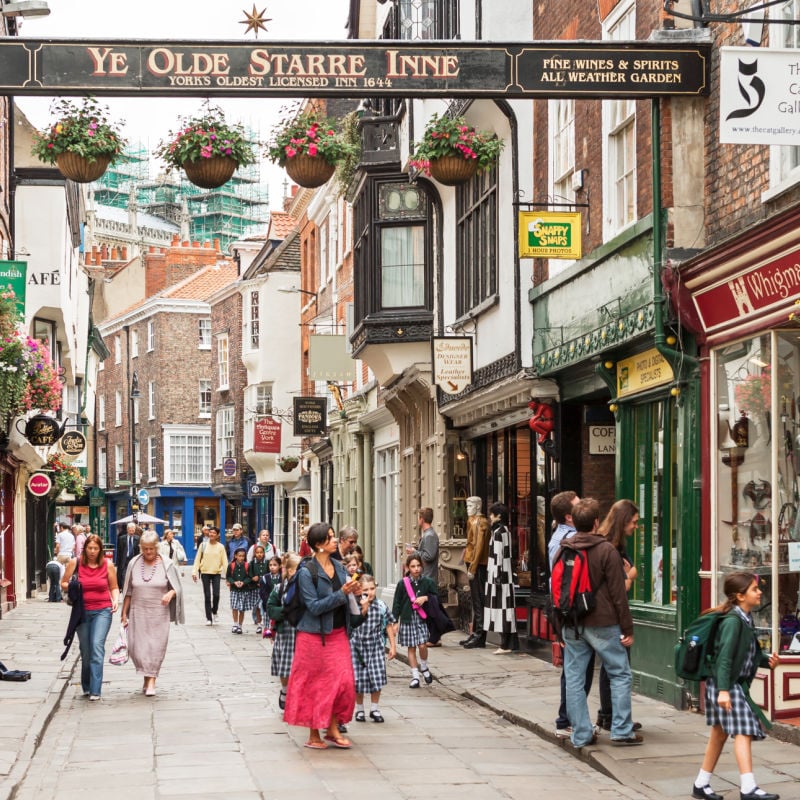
{"left": 55, "top": 152, "right": 112, "bottom": 183}
{"left": 284, "top": 153, "right": 336, "bottom": 188}
{"left": 181, "top": 156, "right": 238, "bottom": 190}
{"left": 156, "top": 104, "right": 257, "bottom": 190}
{"left": 266, "top": 110, "right": 357, "bottom": 189}
{"left": 277, "top": 456, "right": 299, "bottom": 473}
{"left": 31, "top": 97, "right": 126, "bottom": 183}
{"left": 428, "top": 155, "right": 479, "bottom": 186}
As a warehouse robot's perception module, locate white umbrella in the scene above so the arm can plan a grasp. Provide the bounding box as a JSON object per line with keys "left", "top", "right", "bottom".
{"left": 112, "top": 513, "right": 167, "bottom": 525}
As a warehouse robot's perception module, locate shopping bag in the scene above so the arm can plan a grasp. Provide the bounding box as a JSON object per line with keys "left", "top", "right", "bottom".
{"left": 108, "top": 625, "right": 129, "bottom": 666}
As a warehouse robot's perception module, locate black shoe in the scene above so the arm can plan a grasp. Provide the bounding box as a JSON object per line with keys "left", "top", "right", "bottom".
{"left": 459, "top": 634, "right": 475, "bottom": 646}
{"left": 596, "top": 714, "right": 612, "bottom": 731}
{"left": 692, "top": 785, "right": 723, "bottom": 800}
{"left": 633, "top": 721, "right": 643, "bottom": 731}
{"left": 740, "top": 790, "right": 779, "bottom": 800}
{"left": 355, "top": 710, "right": 365, "bottom": 722}
{"left": 463, "top": 635, "right": 486, "bottom": 649}
{"left": 338, "top": 722, "right": 348, "bottom": 733}
{"left": 369, "top": 710, "right": 385, "bottom": 723}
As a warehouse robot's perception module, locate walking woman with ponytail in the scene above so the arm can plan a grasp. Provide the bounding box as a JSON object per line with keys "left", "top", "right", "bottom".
{"left": 691, "top": 572, "right": 780, "bottom": 800}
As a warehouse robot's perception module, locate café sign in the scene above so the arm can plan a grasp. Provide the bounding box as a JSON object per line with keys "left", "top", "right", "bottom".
{"left": 519, "top": 212, "right": 582, "bottom": 259}
{"left": 0, "top": 39, "right": 709, "bottom": 99}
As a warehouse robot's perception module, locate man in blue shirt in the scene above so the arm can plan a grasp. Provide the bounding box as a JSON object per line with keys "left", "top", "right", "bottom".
{"left": 226, "top": 523, "right": 249, "bottom": 560}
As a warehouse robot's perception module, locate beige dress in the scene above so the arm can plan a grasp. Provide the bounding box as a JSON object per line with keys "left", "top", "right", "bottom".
{"left": 126, "top": 557, "right": 171, "bottom": 677}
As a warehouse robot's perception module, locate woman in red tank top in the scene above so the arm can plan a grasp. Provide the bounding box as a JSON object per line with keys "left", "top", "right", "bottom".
{"left": 62, "top": 534, "right": 119, "bottom": 700}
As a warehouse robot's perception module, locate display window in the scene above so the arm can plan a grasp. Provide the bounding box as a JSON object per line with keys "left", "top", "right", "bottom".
{"left": 714, "top": 331, "right": 800, "bottom": 655}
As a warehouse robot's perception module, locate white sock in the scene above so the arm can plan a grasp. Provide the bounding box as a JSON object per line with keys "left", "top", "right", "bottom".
{"left": 371, "top": 702, "right": 380, "bottom": 712}
{"left": 740, "top": 773, "right": 757, "bottom": 794}
{"left": 419, "top": 659, "right": 428, "bottom": 670}
{"left": 355, "top": 703, "right": 364, "bottom": 713}
{"left": 694, "top": 769, "right": 713, "bottom": 788}
{"left": 411, "top": 667, "right": 419, "bottom": 679}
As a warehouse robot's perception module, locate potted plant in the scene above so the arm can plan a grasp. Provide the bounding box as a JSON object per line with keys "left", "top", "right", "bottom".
{"left": 409, "top": 113, "right": 504, "bottom": 186}
{"left": 266, "top": 110, "right": 357, "bottom": 189}
{"left": 156, "top": 104, "right": 257, "bottom": 189}
{"left": 47, "top": 452, "right": 86, "bottom": 498}
{"left": 277, "top": 455, "right": 299, "bottom": 473}
{"left": 31, "top": 97, "right": 127, "bottom": 183}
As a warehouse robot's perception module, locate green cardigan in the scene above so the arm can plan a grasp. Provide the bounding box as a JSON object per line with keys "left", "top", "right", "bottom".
{"left": 392, "top": 575, "right": 438, "bottom": 622}
{"left": 713, "top": 611, "right": 770, "bottom": 691}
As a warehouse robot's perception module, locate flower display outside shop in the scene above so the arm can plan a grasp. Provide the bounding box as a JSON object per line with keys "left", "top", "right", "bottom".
{"left": 0, "top": 287, "right": 63, "bottom": 428}
{"left": 47, "top": 452, "right": 85, "bottom": 497}
{"left": 266, "top": 111, "right": 356, "bottom": 167}
{"left": 277, "top": 455, "right": 299, "bottom": 472}
{"left": 30, "top": 97, "right": 127, "bottom": 166}
{"left": 734, "top": 367, "right": 771, "bottom": 416}
{"left": 409, "top": 113, "right": 504, "bottom": 179}
{"left": 156, "top": 105, "right": 257, "bottom": 171}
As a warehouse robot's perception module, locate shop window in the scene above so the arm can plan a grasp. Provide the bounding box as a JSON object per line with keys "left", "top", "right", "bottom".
{"left": 630, "top": 400, "right": 677, "bottom": 606}
{"left": 715, "top": 332, "right": 800, "bottom": 653}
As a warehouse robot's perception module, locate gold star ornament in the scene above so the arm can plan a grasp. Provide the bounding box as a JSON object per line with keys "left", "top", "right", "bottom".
{"left": 240, "top": 5, "right": 271, "bottom": 37}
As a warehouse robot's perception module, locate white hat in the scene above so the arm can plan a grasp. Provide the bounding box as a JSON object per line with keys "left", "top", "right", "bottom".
{"left": 232, "top": 523, "right": 243, "bottom": 530}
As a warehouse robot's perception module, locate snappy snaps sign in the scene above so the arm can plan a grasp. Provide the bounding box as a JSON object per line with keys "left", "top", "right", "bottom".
{"left": 519, "top": 212, "right": 582, "bottom": 259}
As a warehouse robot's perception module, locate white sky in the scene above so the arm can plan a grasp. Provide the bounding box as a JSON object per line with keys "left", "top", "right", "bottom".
{"left": 15, "top": 0, "right": 351, "bottom": 210}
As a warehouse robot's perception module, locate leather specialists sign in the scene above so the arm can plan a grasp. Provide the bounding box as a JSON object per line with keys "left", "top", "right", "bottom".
{"left": 0, "top": 39, "right": 709, "bottom": 98}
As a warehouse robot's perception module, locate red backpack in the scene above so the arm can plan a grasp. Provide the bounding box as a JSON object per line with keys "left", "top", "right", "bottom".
{"left": 549, "top": 543, "right": 596, "bottom": 640}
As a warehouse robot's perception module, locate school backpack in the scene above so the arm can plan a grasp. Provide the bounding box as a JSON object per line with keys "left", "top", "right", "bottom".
{"left": 282, "top": 557, "right": 319, "bottom": 627}
{"left": 549, "top": 543, "right": 596, "bottom": 639}
{"left": 674, "top": 611, "right": 745, "bottom": 681}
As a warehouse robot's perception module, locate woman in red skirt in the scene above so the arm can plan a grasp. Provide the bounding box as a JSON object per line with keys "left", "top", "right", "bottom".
{"left": 283, "top": 522, "right": 367, "bottom": 750}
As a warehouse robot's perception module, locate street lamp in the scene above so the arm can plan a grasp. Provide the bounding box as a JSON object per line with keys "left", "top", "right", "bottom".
{"left": 0, "top": 0, "right": 51, "bottom": 17}
{"left": 277, "top": 286, "right": 317, "bottom": 304}
{"left": 129, "top": 371, "right": 141, "bottom": 524}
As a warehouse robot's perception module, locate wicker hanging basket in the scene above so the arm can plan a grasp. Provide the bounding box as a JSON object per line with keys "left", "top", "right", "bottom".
{"left": 428, "top": 155, "right": 479, "bottom": 186}
{"left": 284, "top": 154, "right": 336, "bottom": 189}
{"left": 182, "top": 157, "right": 238, "bottom": 189}
{"left": 55, "top": 152, "right": 112, "bottom": 183}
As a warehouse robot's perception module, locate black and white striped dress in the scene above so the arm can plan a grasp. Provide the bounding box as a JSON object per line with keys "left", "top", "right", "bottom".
{"left": 483, "top": 521, "right": 516, "bottom": 635}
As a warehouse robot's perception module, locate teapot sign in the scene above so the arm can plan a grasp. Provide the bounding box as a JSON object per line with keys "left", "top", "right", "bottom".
{"left": 16, "top": 414, "right": 66, "bottom": 447}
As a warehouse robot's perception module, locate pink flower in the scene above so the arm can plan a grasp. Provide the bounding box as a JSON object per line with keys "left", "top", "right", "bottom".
{"left": 285, "top": 146, "right": 297, "bottom": 158}
{"left": 308, "top": 143, "right": 318, "bottom": 156}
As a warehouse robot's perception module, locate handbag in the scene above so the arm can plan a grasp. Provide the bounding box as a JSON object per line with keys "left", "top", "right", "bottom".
{"left": 108, "top": 624, "right": 129, "bottom": 666}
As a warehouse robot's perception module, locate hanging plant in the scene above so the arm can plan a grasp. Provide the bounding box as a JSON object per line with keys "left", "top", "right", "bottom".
{"left": 31, "top": 97, "right": 127, "bottom": 183}
{"left": 47, "top": 452, "right": 86, "bottom": 497}
{"left": 155, "top": 103, "right": 257, "bottom": 189}
{"left": 266, "top": 110, "right": 358, "bottom": 188}
{"left": 335, "top": 111, "right": 362, "bottom": 194}
{"left": 277, "top": 455, "right": 299, "bottom": 472}
{"left": 409, "top": 113, "right": 504, "bottom": 185}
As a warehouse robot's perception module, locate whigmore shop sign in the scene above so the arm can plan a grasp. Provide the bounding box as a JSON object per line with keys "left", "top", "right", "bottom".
{"left": 0, "top": 39, "right": 709, "bottom": 99}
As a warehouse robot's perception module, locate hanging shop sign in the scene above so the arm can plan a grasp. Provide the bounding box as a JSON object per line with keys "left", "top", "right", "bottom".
{"left": 16, "top": 414, "right": 66, "bottom": 447}
{"left": 222, "top": 457, "right": 237, "bottom": 477}
{"left": 293, "top": 396, "right": 327, "bottom": 437}
{"left": 519, "top": 212, "right": 582, "bottom": 259}
{"left": 616, "top": 348, "right": 674, "bottom": 398}
{"left": 0, "top": 40, "right": 709, "bottom": 99}
{"left": 0, "top": 261, "right": 26, "bottom": 318}
{"left": 308, "top": 335, "right": 356, "bottom": 381}
{"left": 59, "top": 430, "right": 86, "bottom": 461}
{"left": 432, "top": 336, "right": 473, "bottom": 395}
{"left": 720, "top": 48, "right": 800, "bottom": 146}
{"left": 27, "top": 472, "right": 52, "bottom": 497}
{"left": 253, "top": 417, "right": 281, "bottom": 454}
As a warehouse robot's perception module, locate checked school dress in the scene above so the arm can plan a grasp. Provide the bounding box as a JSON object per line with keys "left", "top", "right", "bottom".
{"left": 393, "top": 575, "right": 437, "bottom": 647}
{"left": 351, "top": 599, "right": 395, "bottom": 693}
{"left": 267, "top": 582, "right": 297, "bottom": 678}
{"left": 705, "top": 605, "right": 765, "bottom": 740}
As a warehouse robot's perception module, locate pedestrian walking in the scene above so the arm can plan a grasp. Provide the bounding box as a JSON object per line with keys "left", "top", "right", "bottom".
{"left": 392, "top": 554, "right": 437, "bottom": 688}
{"left": 258, "top": 556, "right": 282, "bottom": 637}
{"left": 158, "top": 528, "right": 186, "bottom": 567}
{"left": 115, "top": 522, "right": 140, "bottom": 588}
{"left": 282, "top": 522, "right": 366, "bottom": 751}
{"left": 226, "top": 546, "right": 254, "bottom": 634}
{"left": 247, "top": 529, "right": 280, "bottom": 561}
{"left": 266, "top": 552, "right": 301, "bottom": 711}
{"left": 226, "top": 522, "right": 249, "bottom": 560}
{"left": 691, "top": 572, "right": 781, "bottom": 800}
{"left": 249, "top": 545, "right": 271, "bottom": 634}
{"left": 121, "top": 530, "right": 184, "bottom": 697}
{"left": 484, "top": 502, "right": 519, "bottom": 654}
{"left": 61, "top": 534, "right": 119, "bottom": 700}
{"left": 352, "top": 574, "right": 396, "bottom": 723}
{"left": 73, "top": 524, "right": 87, "bottom": 560}
{"left": 192, "top": 526, "right": 228, "bottom": 625}
{"left": 54, "top": 521, "right": 75, "bottom": 565}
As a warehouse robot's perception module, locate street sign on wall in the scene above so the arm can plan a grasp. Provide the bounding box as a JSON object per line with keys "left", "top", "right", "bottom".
{"left": 0, "top": 39, "right": 710, "bottom": 99}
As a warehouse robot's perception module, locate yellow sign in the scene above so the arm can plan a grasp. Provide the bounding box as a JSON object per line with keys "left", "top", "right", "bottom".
{"left": 518, "top": 211, "right": 582, "bottom": 259}
{"left": 616, "top": 348, "right": 674, "bottom": 398}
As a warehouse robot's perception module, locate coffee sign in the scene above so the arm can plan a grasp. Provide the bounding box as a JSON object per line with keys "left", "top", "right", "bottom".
{"left": 60, "top": 430, "right": 87, "bottom": 460}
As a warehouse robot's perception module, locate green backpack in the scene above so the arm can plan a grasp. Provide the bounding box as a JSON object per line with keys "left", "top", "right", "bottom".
{"left": 674, "top": 611, "right": 744, "bottom": 681}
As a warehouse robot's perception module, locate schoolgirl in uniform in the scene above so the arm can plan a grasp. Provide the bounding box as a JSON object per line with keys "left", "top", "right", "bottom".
{"left": 226, "top": 547, "right": 254, "bottom": 634}
{"left": 351, "top": 574, "right": 396, "bottom": 723}
{"left": 249, "top": 545, "right": 271, "bottom": 634}
{"left": 392, "top": 554, "right": 437, "bottom": 688}
{"left": 692, "top": 572, "right": 780, "bottom": 800}
{"left": 267, "top": 552, "right": 301, "bottom": 711}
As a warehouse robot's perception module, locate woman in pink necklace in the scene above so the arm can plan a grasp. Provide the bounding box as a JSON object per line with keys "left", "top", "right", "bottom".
{"left": 121, "top": 530, "right": 184, "bottom": 696}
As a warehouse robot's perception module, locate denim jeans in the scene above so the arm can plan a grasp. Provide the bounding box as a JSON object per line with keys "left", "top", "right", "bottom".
{"left": 556, "top": 649, "right": 595, "bottom": 729}
{"left": 46, "top": 563, "right": 62, "bottom": 602}
{"left": 563, "top": 624, "right": 633, "bottom": 745}
{"left": 201, "top": 573, "right": 221, "bottom": 621}
{"left": 76, "top": 607, "right": 112, "bottom": 696}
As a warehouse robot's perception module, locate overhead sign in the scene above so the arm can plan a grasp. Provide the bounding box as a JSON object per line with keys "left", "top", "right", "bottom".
{"left": 0, "top": 261, "right": 26, "bottom": 319}
{"left": 519, "top": 212, "right": 582, "bottom": 259}
{"left": 293, "top": 396, "right": 327, "bottom": 436}
{"left": 59, "top": 430, "right": 87, "bottom": 461}
{"left": 616, "top": 348, "right": 674, "bottom": 398}
{"left": 432, "top": 336, "right": 473, "bottom": 395}
{"left": 0, "top": 39, "right": 709, "bottom": 99}
{"left": 720, "top": 48, "right": 800, "bottom": 146}
{"left": 27, "top": 472, "right": 52, "bottom": 497}
{"left": 308, "top": 335, "right": 355, "bottom": 381}
{"left": 254, "top": 418, "right": 281, "bottom": 453}
{"left": 137, "top": 488, "right": 150, "bottom": 506}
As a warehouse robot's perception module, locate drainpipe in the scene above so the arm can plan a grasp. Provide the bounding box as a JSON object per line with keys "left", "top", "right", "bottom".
{"left": 651, "top": 99, "right": 697, "bottom": 380}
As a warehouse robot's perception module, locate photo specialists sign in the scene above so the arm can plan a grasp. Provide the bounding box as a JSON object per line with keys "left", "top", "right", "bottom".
{"left": 432, "top": 337, "right": 473, "bottom": 395}
{"left": 720, "top": 48, "right": 800, "bottom": 146}
{"left": 293, "top": 397, "right": 327, "bottom": 437}
{"left": 0, "top": 40, "right": 709, "bottom": 99}
{"left": 616, "top": 348, "right": 674, "bottom": 398}
{"left": 519, "top": 212, "right": 582, "bottom": 259}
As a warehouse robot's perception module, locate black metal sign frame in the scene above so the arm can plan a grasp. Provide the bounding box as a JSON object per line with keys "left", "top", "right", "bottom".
{"left": 0, "top": 38, "right": 710, "bottom": 99}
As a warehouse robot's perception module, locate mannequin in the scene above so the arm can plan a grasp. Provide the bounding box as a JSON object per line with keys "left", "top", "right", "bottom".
{"left": 461, "top": 496, "right": 490, "bottom": 649}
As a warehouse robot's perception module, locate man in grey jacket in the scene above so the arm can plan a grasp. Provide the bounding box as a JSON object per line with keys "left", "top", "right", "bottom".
{"left": 406, "top": 507, "right": 439, "bottom": 581}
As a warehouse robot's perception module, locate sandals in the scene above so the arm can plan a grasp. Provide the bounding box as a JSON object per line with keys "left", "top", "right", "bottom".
{"left": 323, "top": 734, "right": 352, "bottom": 749}
{"left": 304, "top": 739, "right": 328, "bottom": 750}
{"left": 355, "top": 710, "right": 366, "bottom": 722}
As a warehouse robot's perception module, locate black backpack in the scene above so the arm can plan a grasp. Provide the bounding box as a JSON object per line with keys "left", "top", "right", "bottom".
{"left": 674, "top": 611, "right": 745, "bottom": 681}
{"left": 549, "top": 543, "right": 596, "bottom": 639}
{"left": 283, "top": 557, "right": 319, "bottom": 627}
